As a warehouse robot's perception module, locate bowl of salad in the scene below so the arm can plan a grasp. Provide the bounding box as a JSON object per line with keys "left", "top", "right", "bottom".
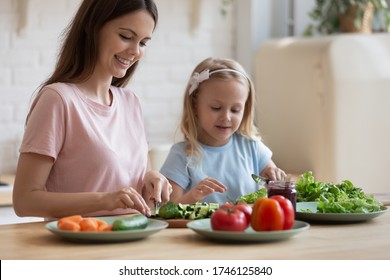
{"left": 294, "top": 171, "right": 388, "bottom": 222}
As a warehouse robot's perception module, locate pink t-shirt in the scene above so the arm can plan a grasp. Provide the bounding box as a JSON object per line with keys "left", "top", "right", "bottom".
{"left": 20, "top": 83, "right": 148, "bottom": 216}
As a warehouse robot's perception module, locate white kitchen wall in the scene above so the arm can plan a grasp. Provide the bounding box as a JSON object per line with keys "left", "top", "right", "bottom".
{"left": 0, "top": 0, "right": 235, "bottom": 173}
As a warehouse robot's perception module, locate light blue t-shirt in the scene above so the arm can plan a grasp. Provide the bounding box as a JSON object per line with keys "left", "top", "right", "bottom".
{"left": 160, "top": 133, "right": 272, "bottom": 204}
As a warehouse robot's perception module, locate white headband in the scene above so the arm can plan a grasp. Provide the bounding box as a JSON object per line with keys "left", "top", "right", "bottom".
{"left": 188, "top": 68, "right": 247, "bottom": 95}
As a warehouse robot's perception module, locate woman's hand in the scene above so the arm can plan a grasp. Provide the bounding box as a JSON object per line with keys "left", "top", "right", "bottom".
{"left": 260, "top": 161, "right": 286, "bottom": 181}
{"left": 108, "top": 187, "right": 151, "bottom": 216}
{"left": 142, "top": 170, "right": 172, "bottom": 209}
{"left": 184, "top": 177, "right": 227, "bottom": 203}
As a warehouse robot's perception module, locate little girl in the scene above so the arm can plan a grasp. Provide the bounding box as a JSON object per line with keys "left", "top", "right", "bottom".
{"left": 160, "top": 57, "right": 286, "bottom": 204}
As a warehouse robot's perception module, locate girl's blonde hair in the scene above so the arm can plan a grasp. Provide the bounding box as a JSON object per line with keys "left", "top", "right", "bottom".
{"left": 180, "top": 57, "right": 260, "bottom": 160}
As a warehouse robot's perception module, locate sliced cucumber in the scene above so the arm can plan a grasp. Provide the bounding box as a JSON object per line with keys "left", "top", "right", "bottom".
{"left": 159, "top": 202, "right": 219, "bottom": 220}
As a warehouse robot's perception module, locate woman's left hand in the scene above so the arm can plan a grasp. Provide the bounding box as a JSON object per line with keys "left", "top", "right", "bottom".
{"left": 142, "top": 170, "right": 173, "bottom": 208}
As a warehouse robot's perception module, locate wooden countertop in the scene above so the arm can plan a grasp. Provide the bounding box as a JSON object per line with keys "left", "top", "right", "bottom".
{"left": 0, "top": 211, "right": 389, "bottom": 260}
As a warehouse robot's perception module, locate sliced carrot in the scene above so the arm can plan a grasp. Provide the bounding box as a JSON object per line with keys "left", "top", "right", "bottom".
{"left": 58, "top": 220, "right": 81, "bottom": 232}
{"left": 96, "top": 219, "right": 108, "bottom": 231}
{"left": 79, "top": 217, "right": 99, "bottom": 232}
{"left": 56, "top": 215, "right": 113, "bottom": 232}
{"left": 100, "top": 224, "right": 113, "bottom": 231}
{"left": 57, "top": 215, "right": 83, "bottom": 227}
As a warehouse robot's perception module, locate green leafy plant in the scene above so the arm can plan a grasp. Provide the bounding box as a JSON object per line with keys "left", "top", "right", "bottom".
{"left": 304, "top": 0, "right": 390, "bottom": 36}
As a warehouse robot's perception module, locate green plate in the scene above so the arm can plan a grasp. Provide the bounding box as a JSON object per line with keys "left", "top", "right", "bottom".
{"left": 296, "top": 202, "right": 389, "bottom": 222}
{"left": 45, "top": 217, "right": 168, "bottom": 243}
{"left": 186, "top": 219, "right": 309, "bottom": 242}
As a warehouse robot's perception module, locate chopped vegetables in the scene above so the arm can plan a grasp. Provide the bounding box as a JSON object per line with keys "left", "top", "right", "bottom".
{"left": 158, "top": 202, "right": 219, "bottom": 220}
{"left": 236, "top": 188, "right": 267, "bottom": 204}
{"left": 57, "top": 215, "right": 113, "bottom": 232}
{"left": 296, "top": 171, "right": 383, "bottom": 213}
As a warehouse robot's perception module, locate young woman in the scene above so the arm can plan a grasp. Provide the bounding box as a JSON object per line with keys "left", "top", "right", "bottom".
{"left": 160, "top": 57, "right": 286, "bottom": 204}
{"left": 13, "top": 0, "right": 172, "bottom": 219}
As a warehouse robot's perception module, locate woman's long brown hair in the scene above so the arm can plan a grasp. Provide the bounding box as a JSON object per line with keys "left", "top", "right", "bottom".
{"left": 40, "top": 0, "right": 158, "bottom": 90}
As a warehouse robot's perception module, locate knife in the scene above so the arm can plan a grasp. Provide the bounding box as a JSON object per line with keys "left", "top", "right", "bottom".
{"left": 251, "top": 174, "right": 269, "bottom": 185}
{"left": 154, "top": 200, "right": 160, "bottom": 216}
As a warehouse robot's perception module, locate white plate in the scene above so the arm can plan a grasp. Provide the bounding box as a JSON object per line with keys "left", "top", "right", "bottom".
{"left": 45, "top": 217, "right": 168, "bottom": 243}
{"left": 296, "top": 202, "right": 389, "bottom": 222}
{"left": 187, "top": 219, "right": 309, "bottom": 242}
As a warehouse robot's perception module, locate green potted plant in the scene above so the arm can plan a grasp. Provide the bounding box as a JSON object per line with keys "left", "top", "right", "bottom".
{"left": 304, "top": 0, "right": 390, "bottom": 36}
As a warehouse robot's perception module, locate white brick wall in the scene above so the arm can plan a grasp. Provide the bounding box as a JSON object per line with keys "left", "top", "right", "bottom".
{"left": 0, "top": 0, "right": 234, "bottom": 173}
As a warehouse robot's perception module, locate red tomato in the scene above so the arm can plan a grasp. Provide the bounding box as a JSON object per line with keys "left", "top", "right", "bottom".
{"left": 251, "top": 198, "right": 284, "bottom": 231}
{"left": 219, "top": 203, "right": 235, "bottom": 210}
{"left": 235, "top": 203, "right": 253, "bottom": 227}
{"left": 211, "top": 208, "right": 248, "bottom": 232}
{"left": 269, "top": 195, "right": 295, "bottom": 230}
{"left": 219, "top": 203, "right": 252, "bottom": 227}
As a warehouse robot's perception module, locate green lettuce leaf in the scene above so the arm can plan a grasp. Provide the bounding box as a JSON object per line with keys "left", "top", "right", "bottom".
{"left": 296, "top": 171, "right": 382, "bottom": 213}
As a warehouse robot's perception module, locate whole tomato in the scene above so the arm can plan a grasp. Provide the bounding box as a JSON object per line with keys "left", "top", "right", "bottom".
{"left": 219, "top": 203, "right": 252, "bottom": 227}
{"left": 235, "top": 204, "right": 253, "bottom": 227}
{"left": 251, "top": 198, "right": 285, "bottom": 231}
{"left": 210, "top": 208, "right": 248, "bottom": 232}
{"left": 219, "top": 203, "right": 235, "bottom": 210}
{"left": 269, "top": 195, "right": 295, "bottom": 230}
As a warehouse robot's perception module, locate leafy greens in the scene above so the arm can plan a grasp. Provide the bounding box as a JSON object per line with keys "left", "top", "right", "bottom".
{"left": 237, "top": 188, "right": 267, "bottom": 204}
{"left": 296, "top": 171, "right": 383, "bottom": 213}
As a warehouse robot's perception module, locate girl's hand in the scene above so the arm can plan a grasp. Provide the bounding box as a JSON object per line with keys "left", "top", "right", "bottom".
{"left": 260, "top": 161, "right": 286, "bottom": 181}
{"left": 108, "top": 187, "right": 150, "bottom": 216}
{"left": 142, "top": 170, "right": 172, "bottom": 209}
{"left": 186, "top": 177, "right": 227, "bottom": 202}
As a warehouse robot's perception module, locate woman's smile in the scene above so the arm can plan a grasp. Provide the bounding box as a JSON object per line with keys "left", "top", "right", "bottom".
{"left": 97, "top": 10, "right": 154, "bottom": 80}
{"left": 115, "top": 54, "right": 132, "bottom": 68}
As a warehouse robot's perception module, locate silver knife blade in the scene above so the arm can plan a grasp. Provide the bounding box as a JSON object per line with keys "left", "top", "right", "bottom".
{"left": 154, "top": 200, "right": 160, "bottom": 216}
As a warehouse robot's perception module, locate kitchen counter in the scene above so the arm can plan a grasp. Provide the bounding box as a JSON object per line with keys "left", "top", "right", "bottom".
{"left": 0, "top": 211, "right": 389, "bottom": 260}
